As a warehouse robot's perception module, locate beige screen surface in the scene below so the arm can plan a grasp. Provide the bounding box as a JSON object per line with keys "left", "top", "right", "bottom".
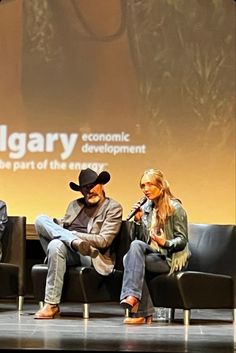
{"left": 0, "top": 0, "right": 235, "bottom": 224}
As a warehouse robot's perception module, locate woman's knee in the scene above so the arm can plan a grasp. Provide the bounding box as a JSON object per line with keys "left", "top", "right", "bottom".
{"left": 130, "top": 240, "right": 145, "bottom": 252}
{"left": 123, "top": 240, "right": 145, "bottom": 266}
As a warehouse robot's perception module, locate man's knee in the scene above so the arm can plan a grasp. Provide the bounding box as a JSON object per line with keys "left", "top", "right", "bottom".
{"left": 47, "top": 239, "right": 64, "bottom": 256}
{"left": 35, "top": 214, "right": 50, "bottom": 229}
{"left": 47, "top": 239, "right": 68, "bottom": 259}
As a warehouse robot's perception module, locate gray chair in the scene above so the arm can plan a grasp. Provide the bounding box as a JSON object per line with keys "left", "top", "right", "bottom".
{"left": 0, "top": 216, "right": 26, "bottom": 310}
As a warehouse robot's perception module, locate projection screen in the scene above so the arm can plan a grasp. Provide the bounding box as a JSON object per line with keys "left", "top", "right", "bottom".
{"left": 0, "top": 0, "right": 235, "bottom": 224}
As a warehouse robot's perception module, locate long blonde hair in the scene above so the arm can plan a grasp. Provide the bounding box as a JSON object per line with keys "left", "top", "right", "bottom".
{"left": 139, "top": 169, "right": 180, "bottom": 228}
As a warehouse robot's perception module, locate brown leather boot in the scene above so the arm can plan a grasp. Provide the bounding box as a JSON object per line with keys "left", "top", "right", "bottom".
{"left": 120, "top": 296, "right": 139, "bottom": 313}
{"left": 34, "top": 303, "right": 60, "bottom": 319}
{"left": 123, "top": 316, "right": 153, "bottom": 325}
{"left": 72, "top": 239, "right": 99, "bottom": 258}
{"left": 88, "top": 245, "right": 99, "bottom": 258}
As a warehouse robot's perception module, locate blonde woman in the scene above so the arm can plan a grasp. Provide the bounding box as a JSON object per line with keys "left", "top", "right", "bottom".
{"left": 120, "top": 169, "right": 190, "bottom": 324}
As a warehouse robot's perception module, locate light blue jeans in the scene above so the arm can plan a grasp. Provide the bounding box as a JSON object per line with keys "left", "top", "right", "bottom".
{"left": 120, "top": 240, "right": 170, "bottom": 318}
{"left": 35, "top": 215, "right": 91, "bottom": 305}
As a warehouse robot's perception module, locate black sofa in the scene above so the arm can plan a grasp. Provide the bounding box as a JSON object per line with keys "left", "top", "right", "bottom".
{"left": 31, "top": 222, "right": 236, "bottom": 324}
{"left": 147, "top": 223, "right": 236, "bottom": 325}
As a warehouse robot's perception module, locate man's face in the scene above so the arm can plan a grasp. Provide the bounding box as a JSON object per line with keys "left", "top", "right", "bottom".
{"left": 81, "top": 183, "right": 104, "bottom": 205}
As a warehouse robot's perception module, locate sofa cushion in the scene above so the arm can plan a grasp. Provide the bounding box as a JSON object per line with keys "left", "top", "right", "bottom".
{"left": 188, "top": 224, "right": 236, "bottom": 276}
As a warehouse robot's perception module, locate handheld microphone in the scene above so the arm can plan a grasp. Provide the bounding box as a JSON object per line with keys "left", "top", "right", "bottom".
{"left": 126, "top": 196, "right": 148, "bottom": 221}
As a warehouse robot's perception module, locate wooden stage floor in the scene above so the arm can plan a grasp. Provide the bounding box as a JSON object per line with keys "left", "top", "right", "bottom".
{"left": 0, "top": 301, "right": 235, "bottom": 352}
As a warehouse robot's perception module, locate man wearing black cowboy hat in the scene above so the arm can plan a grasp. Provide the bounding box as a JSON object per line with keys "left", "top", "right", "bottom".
{"left": 34, "top": 168, "right": 123, "bottom": 319}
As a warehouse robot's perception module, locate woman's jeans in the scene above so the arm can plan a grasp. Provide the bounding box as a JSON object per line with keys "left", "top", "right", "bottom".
{"left": 35, "top": 215, "right": 91, "bottom": 305}
{"left": 120, "top": 240, "right": 170, "bottom": 318}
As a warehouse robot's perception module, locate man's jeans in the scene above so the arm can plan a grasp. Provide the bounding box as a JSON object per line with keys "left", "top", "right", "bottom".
{"left": 35, "top": 215, "right": 91, "bottom": 305}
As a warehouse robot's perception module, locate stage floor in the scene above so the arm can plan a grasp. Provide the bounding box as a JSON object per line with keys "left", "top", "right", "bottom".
{"left": 0, "top": 301, "right": 235, "bottom": 352}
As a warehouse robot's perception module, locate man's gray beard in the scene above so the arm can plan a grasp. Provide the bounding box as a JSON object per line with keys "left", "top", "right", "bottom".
{"left": 87, "top": 195, "right": 100, "bottom": 205}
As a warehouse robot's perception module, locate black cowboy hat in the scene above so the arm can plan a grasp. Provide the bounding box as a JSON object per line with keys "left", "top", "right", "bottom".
{"left": 69, "top": 168, "right": 110, "bottom": 192}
